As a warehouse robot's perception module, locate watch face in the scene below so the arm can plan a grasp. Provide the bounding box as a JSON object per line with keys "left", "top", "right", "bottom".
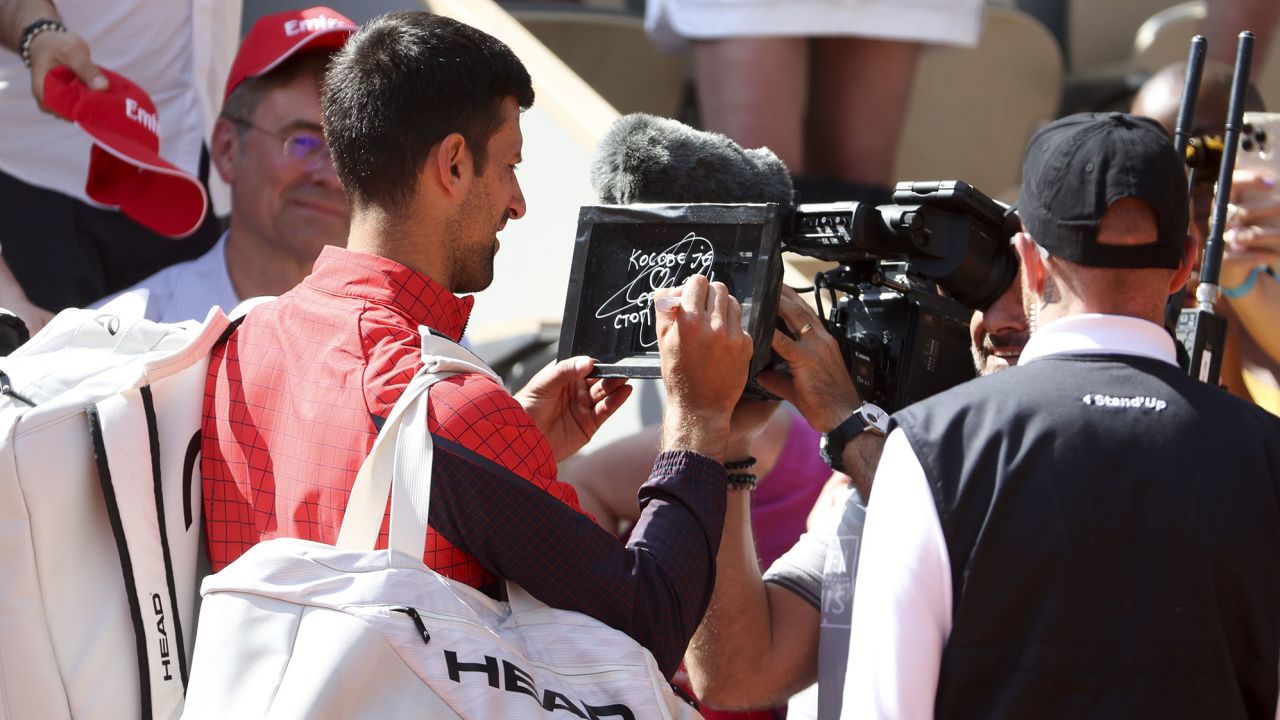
{"left": 860, "top": 403, "right": 890, "bottom": 434}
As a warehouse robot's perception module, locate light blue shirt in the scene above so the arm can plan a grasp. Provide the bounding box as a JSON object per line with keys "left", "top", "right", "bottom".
{"left": 92, "top": 231, "right": 239, "bottom": 323}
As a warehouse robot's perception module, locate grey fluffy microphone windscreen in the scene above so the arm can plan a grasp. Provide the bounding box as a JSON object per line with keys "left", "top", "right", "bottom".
{"left": 590, "top": 113, "right": 794, "bottom": 205}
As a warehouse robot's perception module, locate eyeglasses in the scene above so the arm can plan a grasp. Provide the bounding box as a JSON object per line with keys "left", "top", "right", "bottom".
{"left": 224, "top": 117, "right": 332, "bottom": 172}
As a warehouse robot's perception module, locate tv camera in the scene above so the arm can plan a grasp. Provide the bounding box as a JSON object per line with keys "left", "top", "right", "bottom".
{"left": 557, "top": 115, "right": 1020, "bottom": 412}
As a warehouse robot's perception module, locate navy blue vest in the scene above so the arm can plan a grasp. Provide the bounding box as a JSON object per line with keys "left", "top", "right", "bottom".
{"left": 893, "top": 353, "right": 1280, "bottom": 719}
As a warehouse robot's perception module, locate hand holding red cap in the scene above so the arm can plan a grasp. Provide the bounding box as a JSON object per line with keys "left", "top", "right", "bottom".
{"left": 24, "top": 24, "right": 107, "bottom": 111}
{"left": 43, "top": 66, "right": 208, "bottom": 239}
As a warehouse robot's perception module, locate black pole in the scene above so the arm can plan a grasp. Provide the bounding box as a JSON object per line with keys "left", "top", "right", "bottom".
{"left": 1199, "top": 31, "right": 1254, "bottom": 303}
{"left": 1164, "top": 35, "right": 1208, "bottom": 332}
{"left": 1173, "top": 35, "right": 1207, "bottom": 162}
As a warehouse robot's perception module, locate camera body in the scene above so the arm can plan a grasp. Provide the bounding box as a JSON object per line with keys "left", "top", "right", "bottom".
{"left": 558, "top": 180, "right": 1018, "bottom": 412}
{"left": 815, "top": 263, "right": 977, "bottom": 410}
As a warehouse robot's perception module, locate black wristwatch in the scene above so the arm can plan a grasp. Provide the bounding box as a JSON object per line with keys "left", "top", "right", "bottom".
{"left": 819, "top": 402, "right": 889, "bottom": 473}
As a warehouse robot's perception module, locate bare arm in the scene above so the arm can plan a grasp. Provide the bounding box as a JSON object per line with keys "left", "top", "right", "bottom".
{"left": 1222, "top": 171, "right": 1280, "bottom": 366}
{"left": 1225, "top": 269, "right": 1280, "bottom": 365}
{"left": 685, "top": 428, "right": 883, "bottom": 709}
{"left": 685, "top": 487, "right": 822, "bottom": 709}
{"left": 0, "top": 0, "right": 106, "bottom": 109}
{"left": 0, "top": 0, "right": 59, "bottom": 50}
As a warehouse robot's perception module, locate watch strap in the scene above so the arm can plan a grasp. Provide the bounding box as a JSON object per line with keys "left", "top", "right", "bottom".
{"left": 820, "top": 403, "right": 888, "bottom": 473}
{"left": 821, "top": 411, "right": 864, "bottom": 473}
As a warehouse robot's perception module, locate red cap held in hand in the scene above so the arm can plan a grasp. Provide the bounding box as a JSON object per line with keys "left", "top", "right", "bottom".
{"left": 224, "top": 6, "right": 357, "bottom": 101}
{"left": 44, "top": 66, "right": 208, "bottom": 239}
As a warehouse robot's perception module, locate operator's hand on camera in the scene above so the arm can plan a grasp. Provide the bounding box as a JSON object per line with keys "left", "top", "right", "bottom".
{"left": 756, "top": 285, "right": 860, "bottom": 433}
{"left": 654, "top": 274, "right": 753, "bottom": 462}
{"left": 1222, "top": 169, "right": 1280, "bottom": 284}
{"left": 515, "top": 356, "right": 633, "bottom": 463}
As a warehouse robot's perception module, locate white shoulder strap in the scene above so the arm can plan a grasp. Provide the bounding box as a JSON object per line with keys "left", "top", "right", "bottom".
{"left": 336, "top": 329, "right": 499, "bottom": 564}
{"left": 227, "top": 295, "right": 274, "bottom": 321}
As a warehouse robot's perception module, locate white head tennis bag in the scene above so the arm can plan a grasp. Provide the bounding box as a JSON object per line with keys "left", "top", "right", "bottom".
{"left": 0, "top": 304, "right": 250, "bottom": 720}
{"left": 182, "top": 330, "right": 702, "bottom": 720}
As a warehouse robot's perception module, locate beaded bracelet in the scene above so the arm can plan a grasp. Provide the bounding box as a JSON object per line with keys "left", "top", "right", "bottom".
{"left": 19, "top": 19, "right": 66, "bottom": 69}
{"left": 727, "top": 473, "right": 758, "bottom": 491}
{"left": 1221, "top": 265, "right": 1275, "bottom": 299}
{"left": 724, "top": 456, "right": 756, "bottom": 471}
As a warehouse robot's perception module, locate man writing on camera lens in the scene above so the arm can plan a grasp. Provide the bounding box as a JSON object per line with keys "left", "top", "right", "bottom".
{"left": 201, "top": 11, "right": 755, "bottom": 679}
{"left": 842, "top": 113, "right": 1280, "bottom": 718}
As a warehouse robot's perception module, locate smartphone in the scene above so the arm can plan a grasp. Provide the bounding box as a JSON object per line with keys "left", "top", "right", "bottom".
{"left": 1234, "top": 112, "right": 1280, "bottom": 233}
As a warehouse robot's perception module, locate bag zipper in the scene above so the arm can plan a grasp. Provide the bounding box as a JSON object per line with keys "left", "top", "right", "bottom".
{"left": 669, "top": 682, "right": 700, "bottom": 710}
{"left": 391, "top": 606, "right": 431, "bottom": 644}
{"left": 0, "top": 370, "right": 34, "bottom": 406}
{"left": 384, "top": 604, "right": 643, "bottom": 676}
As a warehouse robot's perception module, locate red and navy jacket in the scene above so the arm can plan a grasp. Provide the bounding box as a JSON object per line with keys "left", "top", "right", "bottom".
{"left": 201, "top": 246, "right": 726, "bottom": 675}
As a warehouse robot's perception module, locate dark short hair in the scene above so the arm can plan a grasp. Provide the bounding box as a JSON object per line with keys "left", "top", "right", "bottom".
{"left": 322, "top": 12, "right": 535, "bottom": 213}
{"left": 220, "top": 51, "right": 332, "bottom": 138}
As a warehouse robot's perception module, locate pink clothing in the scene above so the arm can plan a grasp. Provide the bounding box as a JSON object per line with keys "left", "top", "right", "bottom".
{"left": 751, "top": 410, "right": 829, "bottom": 569}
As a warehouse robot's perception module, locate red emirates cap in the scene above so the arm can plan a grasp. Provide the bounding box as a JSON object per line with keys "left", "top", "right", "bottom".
{"left": 224, "top": 7, "right": 357, "bottom": 101}
{"left": 44, "top": 66, "right": 208, "bottom": 239}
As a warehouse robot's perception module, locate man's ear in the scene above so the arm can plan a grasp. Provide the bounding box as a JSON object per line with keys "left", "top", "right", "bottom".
{"left": 1169, "top": 233, "right": 1196, "bottom": 294}
{"left": 428, "top": 132, "right": 472, "bottom": 201}
{"left": 1014, "top": 231, "right": 1047, "bottom": 297}
{"left": 210, "top": 117, "right": 240, "bottom": 184}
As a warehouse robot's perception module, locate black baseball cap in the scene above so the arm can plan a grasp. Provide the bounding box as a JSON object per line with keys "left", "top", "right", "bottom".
{"left": 1018, "top": 112, "right": 1189, "bottom": 269}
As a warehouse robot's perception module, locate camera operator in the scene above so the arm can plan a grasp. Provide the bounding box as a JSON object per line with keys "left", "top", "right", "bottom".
{"left": 684, "top": 273, "right": 1027, "bottom": 720}
{"left": 840, "top": 113, "right": 1280, "bottom": 718}
{"left": 579, "top": 111, "right": 1032, "bottom": 717}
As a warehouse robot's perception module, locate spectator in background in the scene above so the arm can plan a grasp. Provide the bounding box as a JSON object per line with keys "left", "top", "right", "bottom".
{"left": 0, "top": 0, "right": 241, "bottom": 329}
{"left": 1205, "top": 0, "right": 1280, "bottom": 71}
{"left": 1131, "top": 60, "right": 1280, "bottom": 414}
{"left": 644, "top": 0, "right": 984, "bottom": 204}
{"left": 94, "top": 8, "right": 355, "bottom": 323}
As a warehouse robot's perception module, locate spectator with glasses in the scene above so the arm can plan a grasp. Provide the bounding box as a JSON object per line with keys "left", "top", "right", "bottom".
{"left": 94, "top": 7, "right": 355, "bottom": 322}
{"left": 0, "top": 0, "right": 239, "bottom": 332}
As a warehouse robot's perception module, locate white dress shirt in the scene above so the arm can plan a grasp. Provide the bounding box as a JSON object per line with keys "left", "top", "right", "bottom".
{"left": 840, "top": 314, "right": 1280, "bottom": 719}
